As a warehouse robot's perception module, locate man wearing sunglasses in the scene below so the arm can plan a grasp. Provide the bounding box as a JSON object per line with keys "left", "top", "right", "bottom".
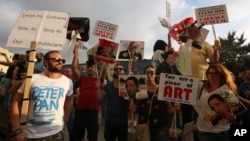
{"left": 97, "top": 63, "right": 129, "bottom": 141}
{"left": 9, "top": 50, "right": 73, "bottom": 141}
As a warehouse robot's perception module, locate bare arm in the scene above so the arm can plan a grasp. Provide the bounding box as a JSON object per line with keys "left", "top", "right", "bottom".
{"left": 8, "top": 80, "right": 24, "bottom": 96}
{"left": 64, "top": 94, "right": 74, "bottom": 123}
{"left": 9, "top": 92, "right": 23, "bottom": 131}
{"left": 209, "top": 40, "right": 221, "bottom": 63}
{"left": 12, "top": 66, "right": 19, "bottom": 81}
{"left": 72, "top": 46, "right": 81, "bottom": 80}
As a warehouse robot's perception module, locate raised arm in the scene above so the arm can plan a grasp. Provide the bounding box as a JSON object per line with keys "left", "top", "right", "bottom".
{"left": 72, "top": 46, "right": 81, "bottom": 80}
{"left": 210, "top": 40, "right": 221, "bottom": 63}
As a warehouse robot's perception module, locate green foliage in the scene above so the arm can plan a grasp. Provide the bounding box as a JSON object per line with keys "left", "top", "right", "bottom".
{"left": 219, "top": 31, "right": 250, "bottom": 74}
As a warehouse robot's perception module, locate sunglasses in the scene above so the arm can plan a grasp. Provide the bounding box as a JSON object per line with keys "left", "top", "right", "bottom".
{"left": 145, "top": 71, "right": 154, "bottom": 76}
{"left": 207, "top": 72, "right": 220, "bottom": 76}
{"left": 114, "top": 67, "right": 124, "bottom": 71}
{"left": 48, "top": 58, "right": 66, "bottom": 64}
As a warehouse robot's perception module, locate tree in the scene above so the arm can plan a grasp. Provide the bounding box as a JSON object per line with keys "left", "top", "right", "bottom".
{"left": 219, "top": 31, "right": 250, "bottom": 74}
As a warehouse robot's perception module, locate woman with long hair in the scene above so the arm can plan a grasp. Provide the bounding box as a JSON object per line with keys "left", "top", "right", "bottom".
{"left": 194, "top": 63, "right": 237, "bottom": 141}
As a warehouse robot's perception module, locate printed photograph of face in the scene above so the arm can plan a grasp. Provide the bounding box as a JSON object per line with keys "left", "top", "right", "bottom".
{"left": 106, "top": 63, "right": 115, "bottom": 82}
{"left": 208, "top": 94, "right": 231, "bottom": 119}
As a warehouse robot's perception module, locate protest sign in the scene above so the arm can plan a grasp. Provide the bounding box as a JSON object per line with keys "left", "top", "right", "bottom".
{"left": 92, "top": 20, "right": 119, "bottom": 40}
{"left": 88, "top": 38, "right": 119, "bottom": 63}
{"left": 7, "top": 10, "right": 69, "bottom": 50}
{"left": 195, "top": 4, "right": 229, "bottom": 25}
{"left": 118, "top": 75, "right": 147, "bottom": 100}
{"left": 157, "top": 73, "right": 198, "bottom": 105}
{"left": 118, "top": 40, "right": 144, "bottom": 60}
{"left": 194, "top": 84, "right": 247, "bottom": 128}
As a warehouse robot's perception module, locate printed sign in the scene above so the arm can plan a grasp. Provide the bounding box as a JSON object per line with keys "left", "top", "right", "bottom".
{"left": 195, "top": 4, "right": 229, "bottom": 25}
{"left": 157, "top": 73, "right": 198, "bottom": 105}
{"left": 88, "top": 38, "right": 119, "bottom": 63}
{"left": 194, "top": 84, "right": 247, "bottom": 128}
{"left": 7, "top": 10, "right": 69, "bottom": 50}
{"left": 92, "top": 20, "right": 119, "bottom": 40}
{"left": 119, "top": 75, "right": 147, "bottom": 100}
{"left": 118, "top": 40, "right": 144, "bottom": 60}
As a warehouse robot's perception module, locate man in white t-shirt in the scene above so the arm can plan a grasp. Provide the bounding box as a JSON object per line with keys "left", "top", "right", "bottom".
{"left": 9, "top": 50, "right": 73, "bottom": 141}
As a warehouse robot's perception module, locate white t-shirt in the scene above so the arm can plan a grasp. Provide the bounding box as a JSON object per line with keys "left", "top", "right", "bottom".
{"left": 17, "top": 73, "right": 73, "bottom": 138}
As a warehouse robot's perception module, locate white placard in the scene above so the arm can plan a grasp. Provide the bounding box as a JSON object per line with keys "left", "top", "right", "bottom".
{"left": 195, "top": 4, "right": 229, "bottom": 25}
{"left": 7, "top": 10, "right": 69, "bottom": 50}
{"left": 166, "top": 1, "right": 171, "bottom": 19}
{"left": 92, "top": 20, "right": 119, "bottom": 41}
{"left": 158, "top": 73, "right": 198, "bottom": 105}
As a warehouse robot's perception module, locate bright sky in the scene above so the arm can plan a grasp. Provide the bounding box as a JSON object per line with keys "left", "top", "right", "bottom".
{"left": 0, "top": 0, "right": 249, "bottom": 64}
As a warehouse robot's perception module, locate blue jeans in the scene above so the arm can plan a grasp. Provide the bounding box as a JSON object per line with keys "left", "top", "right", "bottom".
{"left": 196, "top": 130, "right": 229, "bottom": 141}
{"left": 150, "top": 126, "right": 168, "bottom": 141}
{"left": 3, "top": 78, "right": 12, "bottom": 109}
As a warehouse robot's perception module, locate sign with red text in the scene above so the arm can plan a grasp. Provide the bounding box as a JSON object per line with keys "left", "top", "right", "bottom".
{"left": 195, "top": 4, "right": 229, "bottom": 25}
{"left": 157, "top": 73, "right": 198, "bottom": 105}
{"left": 7, "top": 10, "right": 69, "bottom": 50}
{"left": 92, "top": 20, "right": 119, "bottom": 40}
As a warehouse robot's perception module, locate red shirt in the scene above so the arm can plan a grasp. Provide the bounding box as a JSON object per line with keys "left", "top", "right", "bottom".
{"left": 76, "top": 75, "right": 99, "bottom": 110}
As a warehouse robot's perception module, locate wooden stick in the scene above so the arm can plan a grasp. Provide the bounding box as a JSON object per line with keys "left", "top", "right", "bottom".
{"left": 211, "top": 24, "right": 217, "bottom": 40}
{"left": 167, "top": 32, "right": 172, "bottom": 50}
{"left": 98, "top": 62, "right": 106, "bottom": 82}
{"left": 20, "top": 41, "right": 36, "bottom": 130}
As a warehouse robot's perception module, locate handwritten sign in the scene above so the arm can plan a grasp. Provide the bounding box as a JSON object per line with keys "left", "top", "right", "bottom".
{"left": 158, "top": 73, "right": 198, "bottom": 105}
{"left": 93, "top": 20, "right": 119, "bottom": 40}
{"left": 195, "top": 4, "right": 229, "bottom": 25}
{"left": 7, "top": 10, "right": 69, "bottom": 50}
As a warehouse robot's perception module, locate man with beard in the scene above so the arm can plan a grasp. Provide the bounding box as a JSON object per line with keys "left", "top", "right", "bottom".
{"left": 9, "top": 50, "right": 73, "bottom": 141}
{"left": 97, "top": 63, "right": 129, "bottom": 141}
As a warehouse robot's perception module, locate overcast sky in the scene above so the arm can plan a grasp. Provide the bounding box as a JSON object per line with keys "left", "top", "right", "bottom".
{"left": 0, "top": 0, "right": 250, "bottom": 64}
